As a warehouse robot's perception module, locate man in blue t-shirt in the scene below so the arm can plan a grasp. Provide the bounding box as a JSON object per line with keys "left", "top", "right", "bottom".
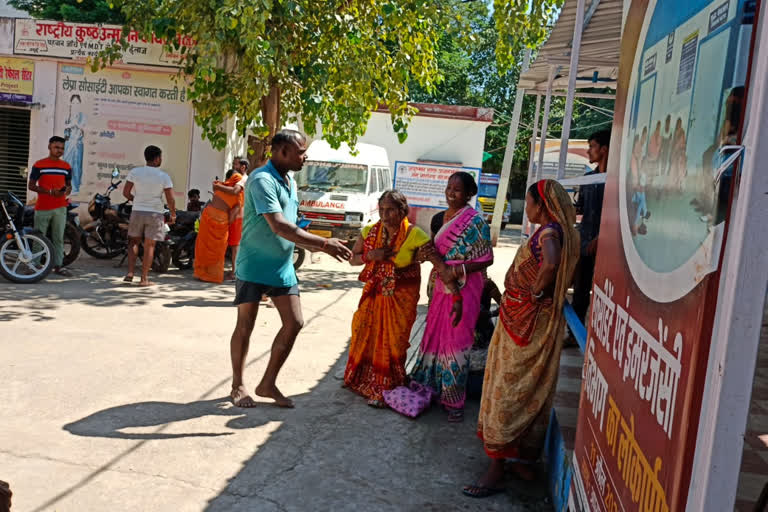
{"left": 230, "top": 130, "right": 352, "bottom": 408}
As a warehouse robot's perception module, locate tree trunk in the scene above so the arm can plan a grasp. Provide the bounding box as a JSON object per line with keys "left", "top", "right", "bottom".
{"left": 247, "top": 82, "right": 281, "bottom": 170}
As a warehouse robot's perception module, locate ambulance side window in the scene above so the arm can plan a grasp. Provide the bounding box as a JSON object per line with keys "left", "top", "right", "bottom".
{"left": 384, "top": 168, "right": 393, "bottom": 190}
{"left": 377, "top": 167, "right": 387, "bottom": 192}
{"left": 368, "top": 168, "right": 378, "bottom": 194}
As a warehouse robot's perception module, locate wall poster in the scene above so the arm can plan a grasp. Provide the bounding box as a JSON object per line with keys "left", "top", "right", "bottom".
{"left": 54, "top": 64, "right": 194, "bottom": 202}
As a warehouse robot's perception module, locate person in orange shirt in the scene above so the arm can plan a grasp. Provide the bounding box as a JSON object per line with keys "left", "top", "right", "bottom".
{"left": 27, "top": 136, "right": 73, "bottom": 276}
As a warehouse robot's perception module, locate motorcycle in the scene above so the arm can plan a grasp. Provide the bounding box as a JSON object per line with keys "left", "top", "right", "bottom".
{"left": 0, "top": 191, "right": 54, "bottom": 283}
{"left": 23, "top": 201, "right": 82, "bottom": 267}
{"left": 81, "top": 169, "right": 130, "bottom": 260}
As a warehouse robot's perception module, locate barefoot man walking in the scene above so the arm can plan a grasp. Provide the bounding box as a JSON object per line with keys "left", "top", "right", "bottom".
{"left": 230, "top": 130, "right": 352, "bottom": 408}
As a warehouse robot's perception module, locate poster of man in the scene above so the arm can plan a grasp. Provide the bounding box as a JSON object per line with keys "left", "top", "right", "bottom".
{"left": 54, "top": 65, "right": 194, "bottom": 204}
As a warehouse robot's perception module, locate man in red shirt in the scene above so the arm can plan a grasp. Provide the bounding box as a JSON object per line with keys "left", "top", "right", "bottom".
{"left": 27, "top": 136, "right": 72, "bottom": 276}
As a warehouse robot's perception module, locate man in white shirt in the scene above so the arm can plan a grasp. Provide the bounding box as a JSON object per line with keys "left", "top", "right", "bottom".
{"left": 122, "top": 145, "right": 176, "bottom": 286}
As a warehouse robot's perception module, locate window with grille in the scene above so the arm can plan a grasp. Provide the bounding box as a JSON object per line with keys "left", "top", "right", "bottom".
{"left": 0, "top": 107, "right": 31, "bottom": 203}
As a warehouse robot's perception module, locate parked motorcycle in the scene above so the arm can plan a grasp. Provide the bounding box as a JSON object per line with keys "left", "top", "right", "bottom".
{"left": 0, "top": 191, "right": 54, "bottom": 283}
{"left": 81, "top": 169, "right": 130, "bottom": 260}
{"left": 23, "top": 201, "right": 82, "bottom": 267}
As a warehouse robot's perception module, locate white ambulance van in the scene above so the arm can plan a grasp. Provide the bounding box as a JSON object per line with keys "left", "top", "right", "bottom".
{"left": 297, "top": 140, "right": 392, "bottom": 244}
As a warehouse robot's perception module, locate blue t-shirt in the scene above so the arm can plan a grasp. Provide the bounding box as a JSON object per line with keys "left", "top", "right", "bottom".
{"left": 235, "top": 161, "right": 299, "bottom": 287}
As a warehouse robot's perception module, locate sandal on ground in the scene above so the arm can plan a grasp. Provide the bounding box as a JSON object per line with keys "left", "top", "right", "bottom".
{"left": 447, "top": 408, "right": 464, "bottom": 423}
{"left": 53, "top": 267, "right": 72, "bottom": 277}
{"left": 366, "top": 399, "right": 387, "bottom": 409}
{"left": 123, "top": 274, "right": 134, "bottom": 283}
{"left": 462, "top": 485, "right": 503, "bottom": 498}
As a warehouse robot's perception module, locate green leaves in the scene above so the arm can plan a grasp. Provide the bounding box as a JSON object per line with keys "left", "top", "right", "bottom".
{"left": 53, "top": 0, "right": 565, "bottom": 158}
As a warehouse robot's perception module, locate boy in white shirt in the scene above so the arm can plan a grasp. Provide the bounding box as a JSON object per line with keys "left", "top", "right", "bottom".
{"left": 122, "top": 145, "right": 176, "bottom": 286}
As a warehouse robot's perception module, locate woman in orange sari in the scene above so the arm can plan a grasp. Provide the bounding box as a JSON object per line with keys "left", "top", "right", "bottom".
{"left": 344, "top": 190, "right": 431, "bottom": 407}
{"left": 193, "top": 172, "right": 242, "bottom": 283}
{"left": 463, "top": 179, "right": 579, "bottom": 498}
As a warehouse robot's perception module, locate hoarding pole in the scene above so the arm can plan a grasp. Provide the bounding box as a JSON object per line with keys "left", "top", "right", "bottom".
{"left": 490, "top": 48, "right": 531, "bottom": 246}
{"left": 557, "top": 0, "right": 586, "bottom": 179}
{"left": 521, "top": 93, "right": 542, "bottom": 242}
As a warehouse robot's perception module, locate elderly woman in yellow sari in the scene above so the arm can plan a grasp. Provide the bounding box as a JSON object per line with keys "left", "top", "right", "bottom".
{"left": 344, "top": 190, "right": 431, "bottom": 407}
{"left": 463, "top": 179, "right": 579, "bottom": 498}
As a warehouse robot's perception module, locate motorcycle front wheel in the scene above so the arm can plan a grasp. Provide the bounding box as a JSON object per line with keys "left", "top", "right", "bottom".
{"left": 152, "top": 243, "right": 171, "bottom": 273}
{"left": 61, "top": 223, "right": 82, "bottom": 267}
{"left": 81, "top": 228, "right": 122, "bottom": 259}
{"left": 0, "top": 230, "right": 54, "bottom": 283}
{"left": 172, "top": 237, "right": 195, "bottom": 270}
{"left": 293, "top": 247, "right": 306, "bottom": 270}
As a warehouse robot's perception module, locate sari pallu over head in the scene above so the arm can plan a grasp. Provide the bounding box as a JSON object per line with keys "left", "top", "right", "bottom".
{"left": 500, "top": 179, "right": 580, "bottom": 346}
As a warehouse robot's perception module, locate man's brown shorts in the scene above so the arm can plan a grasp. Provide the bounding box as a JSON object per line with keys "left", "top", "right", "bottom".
{"left": 128, "top": 211, "right": 165, "bottom": 241}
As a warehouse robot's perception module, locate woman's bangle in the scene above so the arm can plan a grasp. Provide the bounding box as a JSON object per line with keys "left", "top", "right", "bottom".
{"left": 452, "top": 293, "right": 462, "bottom": 303}
{"left": 532, "top": 289, "right": 544, "bottom": 299}
{"left": 462, "top": 264, "right": 467, "bottom": 279}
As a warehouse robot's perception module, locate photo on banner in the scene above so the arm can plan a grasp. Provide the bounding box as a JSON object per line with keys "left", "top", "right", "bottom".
{"left": 54, "top": 65, "right": 194, "bottom": 201}
{"left": 569, "top": 1, "right": 754, "bottom": 511}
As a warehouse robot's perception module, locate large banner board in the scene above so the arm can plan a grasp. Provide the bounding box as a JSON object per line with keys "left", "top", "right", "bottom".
{"left": 14, "top": 19, "right": 191, "bottom": 68}
{"left": 570, "top": 0, "right": 753, "bottom": 511}
{"left": 55, "top": 64, "right": 194, "bottom": 202}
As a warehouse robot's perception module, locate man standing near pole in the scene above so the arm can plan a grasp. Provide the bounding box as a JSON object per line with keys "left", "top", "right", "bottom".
{"left": 571, "top": 129, "right": 610, "bottom": 324}
{"left": 229, "top": 130, "right": 352, "bottom": 408}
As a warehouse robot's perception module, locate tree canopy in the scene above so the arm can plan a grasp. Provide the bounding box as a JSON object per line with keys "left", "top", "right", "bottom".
{"left": 10, "top": 0, "right": 578, "bottom": 173}
{"left": 9, "top": 0, "right": 125, "bottom": 24}
{"left": 93, "top": 0, "right": 564, "bottom": 164}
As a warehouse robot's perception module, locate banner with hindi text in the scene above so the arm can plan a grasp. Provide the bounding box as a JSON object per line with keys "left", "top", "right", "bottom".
{"left": 570, "top": 0, "right": 753, "bottom": 511}
{"left": 55, "top": 65, "right": 193, "bottom": 203}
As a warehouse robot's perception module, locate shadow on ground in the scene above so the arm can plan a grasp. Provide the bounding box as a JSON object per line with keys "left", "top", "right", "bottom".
{"left": 0, "top": 255, "right": 362, "bottom": 321}
{"left": 59, "top": 346, "right": 550, "bottom": 511}
{"left": 201, "top": 350, "right": 551, "bottom": 511}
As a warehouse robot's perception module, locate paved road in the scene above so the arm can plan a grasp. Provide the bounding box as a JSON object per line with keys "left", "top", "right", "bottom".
{"left": 0, "top": 230, "right": 551, "bottom": 511}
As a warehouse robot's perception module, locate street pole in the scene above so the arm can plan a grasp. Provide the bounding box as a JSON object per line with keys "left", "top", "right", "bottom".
{"left": 490, "top": 48, "right": 531, "bottom": 246}
{"left": 557, "top": 0, "right": 586, "bottom": 179}
{"left": 521, "top": 93, "right": 542, "bottom": 242}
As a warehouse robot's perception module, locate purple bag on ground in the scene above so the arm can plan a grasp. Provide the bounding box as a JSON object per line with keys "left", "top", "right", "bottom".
{"left": 382, "top": 381, "right": 435, "bottom": 418}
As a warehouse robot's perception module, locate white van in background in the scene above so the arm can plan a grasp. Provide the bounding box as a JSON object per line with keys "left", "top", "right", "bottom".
{"left": 297, "top": 140, "right": 392, "bottom": 244}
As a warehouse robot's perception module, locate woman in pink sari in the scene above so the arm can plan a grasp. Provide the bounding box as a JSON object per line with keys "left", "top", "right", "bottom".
{"left": 410, "top": 172, "right": 494, "bottom": 422}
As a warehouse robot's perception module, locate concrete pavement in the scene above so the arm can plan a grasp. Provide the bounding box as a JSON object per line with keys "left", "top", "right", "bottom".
{"left": 0, "top": 229, "right": 552, "bottom": 511}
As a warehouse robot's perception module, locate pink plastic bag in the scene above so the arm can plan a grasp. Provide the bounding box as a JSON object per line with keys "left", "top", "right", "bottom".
{"left": 382, "top": 381, "right": 435, "bottom": 418}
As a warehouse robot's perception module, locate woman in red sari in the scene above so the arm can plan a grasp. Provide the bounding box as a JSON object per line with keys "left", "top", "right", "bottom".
{"left": 344, "top": 190, "right": 430, "bottom": 407}
{"left": 464, "top": 179, "right": 579, "bottom": 498}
